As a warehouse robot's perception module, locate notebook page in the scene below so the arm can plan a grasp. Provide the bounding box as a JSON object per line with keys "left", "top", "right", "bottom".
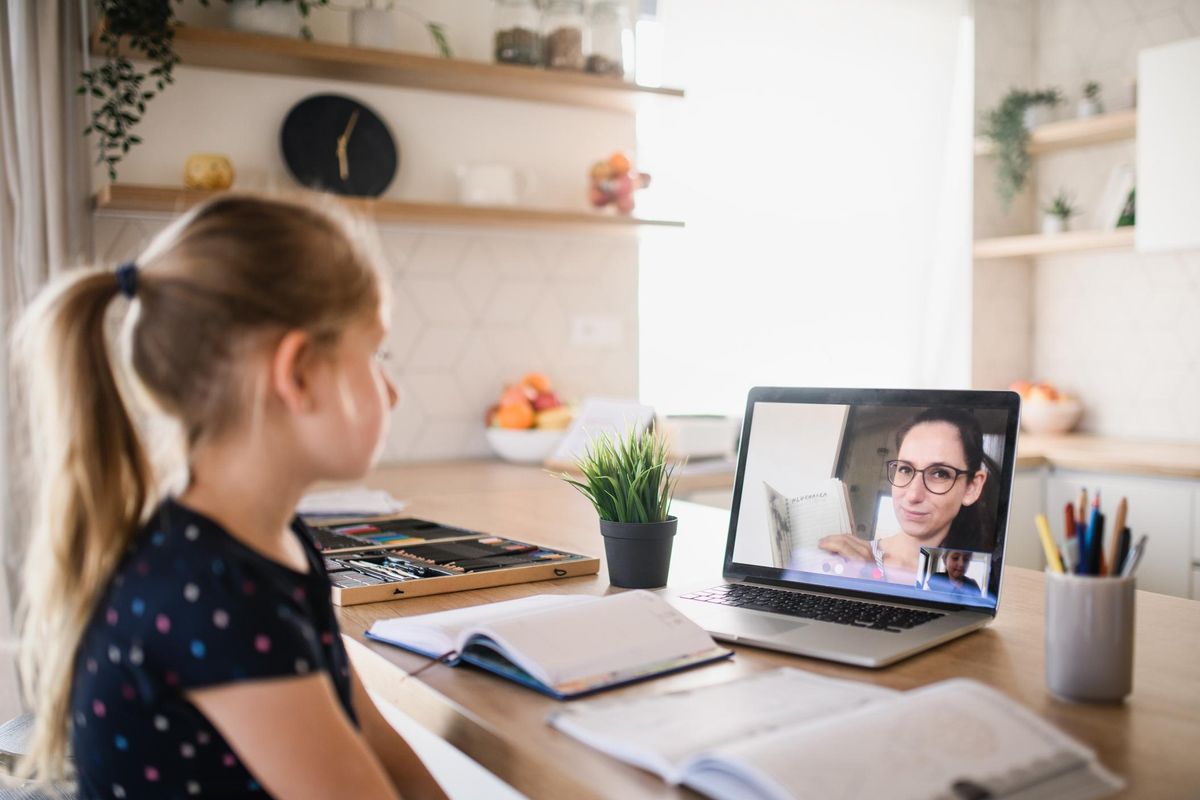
{"left": 367, "top": 593, "right": 591, "bottom": 656}
{"left": 480, "top": 590, "right": 721, "bottom": 690}
{"left": 549, "top": 668, "right": 898, "bottom": 782}
{"left": 685, "top": 679, "right": 1123, "bottom": 800}
{"left": 785, "top": 478, "right": 854, "bottom": 551}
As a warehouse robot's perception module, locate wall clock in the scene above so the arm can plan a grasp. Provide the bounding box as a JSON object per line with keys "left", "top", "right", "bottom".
{"left": 280, "top": 94, "right": 398, "bottom": 197}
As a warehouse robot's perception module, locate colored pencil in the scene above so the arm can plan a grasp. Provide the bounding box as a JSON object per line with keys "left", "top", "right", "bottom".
{"left": 1107, "top": 497, "right": 1128, "bottom": 578}
{"left": 1036, "top": 514, "right": 1065, "bottom": 573}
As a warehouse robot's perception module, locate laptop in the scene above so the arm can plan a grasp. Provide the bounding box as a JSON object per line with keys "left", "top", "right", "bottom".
{"left": 661, "top": 387, "right": 1021, "bottom": 668}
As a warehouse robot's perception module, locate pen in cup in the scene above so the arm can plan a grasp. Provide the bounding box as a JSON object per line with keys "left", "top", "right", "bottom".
{"left": 1120, "top": 534, "right": 1148, "bottom": 578}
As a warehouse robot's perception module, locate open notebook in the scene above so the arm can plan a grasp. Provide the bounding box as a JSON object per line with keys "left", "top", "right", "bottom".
{"left": 365, "top": 591, "right": 732, "bottom": 699}
{"left": 764, "top": 479, "right": 856, "bottom": 569}
{"left": 550, "top": 668, "right": 1123, "bottom": 800}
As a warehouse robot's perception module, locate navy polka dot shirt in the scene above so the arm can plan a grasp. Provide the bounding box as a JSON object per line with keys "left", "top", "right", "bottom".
{"left": 70, "top": 498, "right": 356, "bottom": 798}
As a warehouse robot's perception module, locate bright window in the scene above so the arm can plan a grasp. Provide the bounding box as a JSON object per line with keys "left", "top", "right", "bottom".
{"left": 637, "top": 0, "right": 975, "bottom": 415}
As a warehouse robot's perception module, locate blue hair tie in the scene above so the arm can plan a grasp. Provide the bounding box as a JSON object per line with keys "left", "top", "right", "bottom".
{"left": 115, "top": 261, "right": 138, "bottom": 298}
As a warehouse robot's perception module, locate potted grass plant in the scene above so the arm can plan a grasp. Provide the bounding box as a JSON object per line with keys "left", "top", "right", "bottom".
{"left": 560, "top": 428, "right": 680, "bottom": 588}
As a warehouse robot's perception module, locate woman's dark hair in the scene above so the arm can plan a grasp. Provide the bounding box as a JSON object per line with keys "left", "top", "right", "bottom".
{"left": 894, "top": 407, "right": 1000, "bottom": 552}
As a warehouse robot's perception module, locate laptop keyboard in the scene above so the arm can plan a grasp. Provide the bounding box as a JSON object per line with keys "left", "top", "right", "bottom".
{"left": 680, "top": 584, "right": 945, "bottom": 633}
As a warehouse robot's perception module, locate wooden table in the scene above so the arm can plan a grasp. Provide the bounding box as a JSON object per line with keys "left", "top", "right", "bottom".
{"left": 337, "top": 460, "right": 1200, "bottom": 799}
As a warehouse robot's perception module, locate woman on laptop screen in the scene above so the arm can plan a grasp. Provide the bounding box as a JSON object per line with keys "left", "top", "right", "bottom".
{"left": 818, "top": 407, "right": 996, "bottom": 586}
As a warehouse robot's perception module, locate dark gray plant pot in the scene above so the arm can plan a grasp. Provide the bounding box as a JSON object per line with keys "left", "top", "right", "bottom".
{"left": 599, "top": 516, "right": 677, "bottom": 589}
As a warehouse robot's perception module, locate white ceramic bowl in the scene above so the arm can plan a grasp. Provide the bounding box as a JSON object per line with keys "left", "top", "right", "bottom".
{"left": 1021, "top": 399, "right": 1083, "bottom": 435}
{"left": 485, "top": 428, "right": 566, "bottom": 464}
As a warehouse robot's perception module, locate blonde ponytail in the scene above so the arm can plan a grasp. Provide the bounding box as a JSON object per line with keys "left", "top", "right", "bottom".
{"left": 13, "top": 269, "right": 154, "bottom": 780}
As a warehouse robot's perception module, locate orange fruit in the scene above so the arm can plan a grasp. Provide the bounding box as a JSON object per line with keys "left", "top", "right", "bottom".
{"left": 607, "top": 152, "right": 631, "bottom": 174}
{"left": 496, "top": 401, "right": 535, "bottom": 429}
{"left": 521, "top": 372, "right": 553, "bottom": 393}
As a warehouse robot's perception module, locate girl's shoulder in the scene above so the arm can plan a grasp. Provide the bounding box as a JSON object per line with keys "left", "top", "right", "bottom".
{"left": 103, "top": 499, "right": 323, "bottom": 628}
{"left": 84, "top": 499, "right": 340, "bottom": 694}
{"left": 128, "top": 497, "right": 317, "bottom": 574}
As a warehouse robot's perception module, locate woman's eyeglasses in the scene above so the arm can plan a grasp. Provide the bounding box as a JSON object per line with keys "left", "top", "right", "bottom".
{"left": 886, "top": 460, "right": 972, "bottom": 495}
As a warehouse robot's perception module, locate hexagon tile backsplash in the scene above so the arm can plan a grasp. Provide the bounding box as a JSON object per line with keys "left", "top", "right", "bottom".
{"left": 94, "top": 215, "right": 639, "bottom": 462}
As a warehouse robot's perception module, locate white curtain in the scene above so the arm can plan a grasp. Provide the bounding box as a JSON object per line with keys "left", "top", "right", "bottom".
{"left": 636, "top": 0, "right": 975, "bottom": 414}
{"left": 0, "top": 0, "right": 93, "bottom": 719}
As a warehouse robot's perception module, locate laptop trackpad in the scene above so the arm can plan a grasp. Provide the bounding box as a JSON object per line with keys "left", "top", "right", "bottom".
{"left": 708, "top": 612, "right": 807, "bottom": 640}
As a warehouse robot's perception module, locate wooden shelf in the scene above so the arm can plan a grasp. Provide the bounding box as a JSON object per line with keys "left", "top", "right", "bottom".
{"left": 93, "top": 184, "right": 684, "bottom": 231}
{"left": 973, "top": 227, "right": 1134, "bottom": 259}
{"left": 95, "top": 25, "right": 683, "bottom": 113}
{"left": 974, "top": 110, "right": 1136, "bottom": 156}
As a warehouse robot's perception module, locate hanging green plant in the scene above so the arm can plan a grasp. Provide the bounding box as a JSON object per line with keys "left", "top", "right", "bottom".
{"left": 81, "top": 0, "right": 329, "bottom": 180}
{"left": 80, "top": 0, "right": 451, "bottom": 181}
{"left": 980, "top": 88, "right": 1062, "bottom": 207}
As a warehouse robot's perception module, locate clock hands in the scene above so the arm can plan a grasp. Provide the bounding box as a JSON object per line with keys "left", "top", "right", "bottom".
{"left": 335, "top": 109, "right": 360, "bottom": 181}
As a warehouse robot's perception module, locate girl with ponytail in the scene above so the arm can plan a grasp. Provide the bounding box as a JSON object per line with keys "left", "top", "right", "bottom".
{"left": 13, "top": 195, "right": 446, "bottom": 799}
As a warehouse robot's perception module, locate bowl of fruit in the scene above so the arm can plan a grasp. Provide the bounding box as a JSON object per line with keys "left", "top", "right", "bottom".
{"left": 485, "top": 373, "right": 573, "bottom": 464}
{"left": 1010, "top": 381, "right": 1082, "bottom": 435}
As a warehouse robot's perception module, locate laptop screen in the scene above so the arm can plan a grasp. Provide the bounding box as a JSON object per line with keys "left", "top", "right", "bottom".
{"left": 725, "top": 388, "right": 1020, "bottom": 612}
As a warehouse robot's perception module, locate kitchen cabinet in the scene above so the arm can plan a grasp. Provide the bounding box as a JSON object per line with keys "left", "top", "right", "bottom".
{"left": 1005, "top": 468, "right": 1046, "bottom": 570}
{"left": 1137, "top": 36, "right": 1200, "bottom": 253}
{"left": 1194, "top": 488, "right": 1200, "bottom": 600}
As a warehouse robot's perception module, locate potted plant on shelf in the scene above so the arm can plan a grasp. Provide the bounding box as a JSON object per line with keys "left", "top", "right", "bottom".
{"left": 81, "top": 0, "right": 448, "bottom": 181}
{"left": 1077, "top": 81, "right": 1103, "bottom": 119}
{"left": 980, "top": 87, "right": 1062, "bottom": 206}
{"left": 560, "top": 428, "right": 680, "bottom": 589}
{"left": 1041, "top": 189, "right": 1077, "bottom": 234}
{"left": 82, "top": 0, "right": 330, "bottom": 180}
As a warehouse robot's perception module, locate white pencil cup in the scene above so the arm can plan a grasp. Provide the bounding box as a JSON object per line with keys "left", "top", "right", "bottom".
{"left": 1045, "top": 571, "right": 1135, "bottom": 703}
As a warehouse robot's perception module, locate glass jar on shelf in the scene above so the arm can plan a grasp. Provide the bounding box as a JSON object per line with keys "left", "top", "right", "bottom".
{"left": 543, "top": 0, "right": 587, "bottom": 71}
{"left": 588, "top": 0, "right": 634, "bottom": 79}
{"left": 493, "top": 0, "right": 541, "bottom": 66}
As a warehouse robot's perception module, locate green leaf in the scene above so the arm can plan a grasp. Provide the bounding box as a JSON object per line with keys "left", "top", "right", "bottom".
{"left": 558, "top": 427, "right": 678, "bottom": 523}
{"left": 427, "top": 22, "right": 453, "bottom": 59}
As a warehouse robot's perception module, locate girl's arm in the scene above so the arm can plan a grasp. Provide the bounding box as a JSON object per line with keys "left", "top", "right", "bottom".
{"left": 348, "top": 662, "right": 451, "bottom": 800}
{"left": 188, "top": 673, "right": 402, "bottom": 800}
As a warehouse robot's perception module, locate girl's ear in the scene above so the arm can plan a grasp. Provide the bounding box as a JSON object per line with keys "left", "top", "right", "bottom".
{"left": 271, "top": 330, "right": 315, "bottom": 414}
{"left": 961, "top": 470, "right": 987, "bottom": 507}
